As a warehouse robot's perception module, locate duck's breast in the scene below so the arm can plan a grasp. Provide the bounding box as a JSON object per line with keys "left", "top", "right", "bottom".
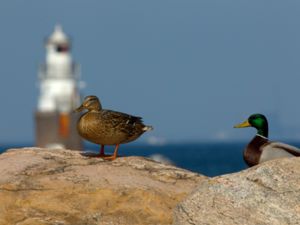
{"left": 77, "top": 112, "right": 107, "bottom": 144}
{"left": 244, "top": 135, "right": 268, "bottom": 166}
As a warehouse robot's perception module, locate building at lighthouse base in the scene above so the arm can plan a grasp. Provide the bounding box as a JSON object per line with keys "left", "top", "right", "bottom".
{"left": 35, "top": 111, "right": 82, "bottom": 149}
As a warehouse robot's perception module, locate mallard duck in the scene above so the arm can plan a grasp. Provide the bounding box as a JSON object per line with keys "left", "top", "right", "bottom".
{"left": 234, "top": 113, "right": 300, "bottom": 167}
{"left": 75, "top": 95, "right": 153, "bottom": 160}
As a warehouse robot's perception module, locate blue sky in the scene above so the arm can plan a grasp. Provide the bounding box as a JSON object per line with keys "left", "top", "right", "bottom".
{"left": 1, "top": 1, "right": 300, "bottom": 143}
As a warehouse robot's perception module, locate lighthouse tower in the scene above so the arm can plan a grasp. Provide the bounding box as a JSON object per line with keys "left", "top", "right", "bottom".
{"left": 35, "top": 25, "right": 83, "bottom": 150}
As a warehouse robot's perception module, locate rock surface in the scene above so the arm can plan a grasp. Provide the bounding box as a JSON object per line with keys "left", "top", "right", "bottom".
{"left": 0, "top": 148, "right": 205, "bottom": 225}
{"left": 173, "top": 157, "right": 300, "bottom": 225}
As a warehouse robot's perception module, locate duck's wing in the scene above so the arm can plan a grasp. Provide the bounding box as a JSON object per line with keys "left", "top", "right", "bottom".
{"left": 258, "top": 141, "right": 300, "bottom": 164}
{"left": 267, "top": 142, "right": 300, "bottom": 156}
{"left": 102, "top": 110, "right": 143, "bottom": 125}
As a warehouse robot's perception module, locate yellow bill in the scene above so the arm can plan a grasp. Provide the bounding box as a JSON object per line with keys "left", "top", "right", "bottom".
{"left": 234, "top": 120, "right": 251, "bottom": 128}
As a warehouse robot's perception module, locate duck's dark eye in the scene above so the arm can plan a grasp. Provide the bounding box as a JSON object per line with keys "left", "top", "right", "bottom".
{"left": 86, "top": 99, "right": 95, "bottom": 106}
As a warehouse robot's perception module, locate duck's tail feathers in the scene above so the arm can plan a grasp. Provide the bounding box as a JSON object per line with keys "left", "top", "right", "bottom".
{"left": 143, "top": 125, "right": 153, "bottom": 132}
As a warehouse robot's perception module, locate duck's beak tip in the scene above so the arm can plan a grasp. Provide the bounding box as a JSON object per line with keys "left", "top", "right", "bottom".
{"left": 74, "top": 105, "right": 84, "bottom": 113}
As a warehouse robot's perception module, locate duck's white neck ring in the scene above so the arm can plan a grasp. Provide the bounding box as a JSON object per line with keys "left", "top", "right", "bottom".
{"left": 256, "top": 134, "right": 268, "bottom": 139}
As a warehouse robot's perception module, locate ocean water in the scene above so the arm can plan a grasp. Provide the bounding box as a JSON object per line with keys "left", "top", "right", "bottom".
{"left": 0, "top": 142, "right": 252, "bottom": 177}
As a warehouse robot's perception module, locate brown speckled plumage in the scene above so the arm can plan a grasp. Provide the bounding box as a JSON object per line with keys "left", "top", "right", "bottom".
{"left": 75, "top": 95, "right": 153, "bottom": 159}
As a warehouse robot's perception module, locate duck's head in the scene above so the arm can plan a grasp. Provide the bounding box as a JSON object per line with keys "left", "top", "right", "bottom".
{"left": 234, "top": 113, "right": 269, "bottom": 138}
{"left": 75, "top": 95, "right": 102, "bottom": 112}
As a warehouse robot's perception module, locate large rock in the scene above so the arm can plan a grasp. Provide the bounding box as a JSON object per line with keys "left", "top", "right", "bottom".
{"left": 0, "top": 148, "right": 205, "bottom": 225}
{"left": 173, "top": 157, "right": 300, "bottom": 225}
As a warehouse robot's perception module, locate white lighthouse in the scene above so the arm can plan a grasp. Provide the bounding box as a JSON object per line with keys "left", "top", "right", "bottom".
{"left": 35, "top": 25, "right": 83, "bottom": 150}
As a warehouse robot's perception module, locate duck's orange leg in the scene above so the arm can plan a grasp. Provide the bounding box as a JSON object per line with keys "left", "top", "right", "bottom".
{"left": 103, "top": 144, "right": 120, "bottom": 161}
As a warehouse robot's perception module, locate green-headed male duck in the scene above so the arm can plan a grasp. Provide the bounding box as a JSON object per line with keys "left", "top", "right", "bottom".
{"left": 75, "top": 95, "right": 153, "bottom": 160}
{"left": 234, "top": 113, "right": 300, "bottom": 167}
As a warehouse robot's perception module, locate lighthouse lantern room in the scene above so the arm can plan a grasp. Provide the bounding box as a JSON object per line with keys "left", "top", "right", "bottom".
{"left": 35, "top": 25, "right": 83, "bottom": 150}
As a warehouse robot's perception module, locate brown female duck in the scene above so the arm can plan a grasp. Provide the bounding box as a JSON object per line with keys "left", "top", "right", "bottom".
{"left": 75, "top": 95, "right": 153, "bottom": 160}
{"left": 234, "top": 113, "right": 300, "bottom": 167}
